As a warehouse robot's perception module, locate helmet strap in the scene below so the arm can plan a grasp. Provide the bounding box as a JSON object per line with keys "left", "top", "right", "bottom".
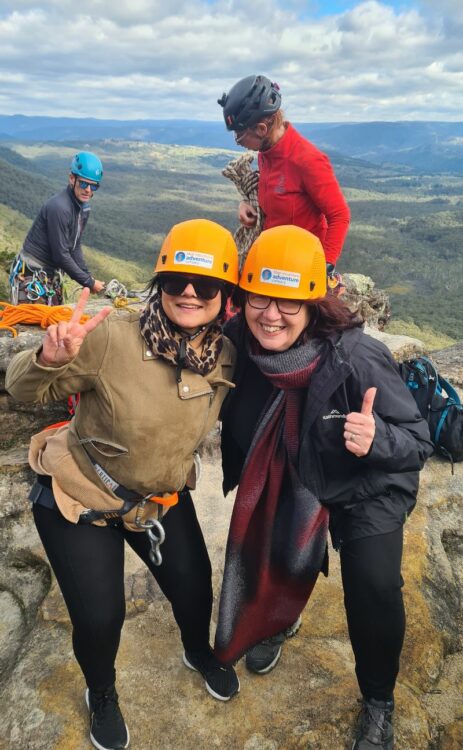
{"left": 259, "top": 137, "right": 273, "bottom": 152}
{"left": 179, "top": 324, "right": 208, "bottom": 341}
{"left": 170, "top": 322, "right": 216, "bottom": 345}
{"left": 254, "top": 122, "right": 273, "bottom": 151}
{"left": 175, "top": 325, "right": 209, "bottom": 382}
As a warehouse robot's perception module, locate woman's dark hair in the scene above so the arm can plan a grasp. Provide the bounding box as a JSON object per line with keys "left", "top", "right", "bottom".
{"left": 305, "top": 295, "right": 363, "bottom": 338}
{"left": 145, "top": 275, "right": 158, "bottom": 297}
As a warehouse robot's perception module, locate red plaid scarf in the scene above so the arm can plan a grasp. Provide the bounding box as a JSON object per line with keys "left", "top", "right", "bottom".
{"left": 215, "top": 344, "right": 329, "bottom": 664}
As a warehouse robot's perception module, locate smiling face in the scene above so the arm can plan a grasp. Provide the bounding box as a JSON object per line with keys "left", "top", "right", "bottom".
{"left": 69, "top": 174, "right": 98, "bottom": 203}
{"left": 161, "top": 281, "right": 222, "bottom": 336}
{"left": 245, "top": 296, "right": 310, "bottom": 352}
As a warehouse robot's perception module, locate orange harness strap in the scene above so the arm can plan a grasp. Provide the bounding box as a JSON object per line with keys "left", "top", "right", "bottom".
{"left": 147, "top": 492, "right": 179, "bottom": 507}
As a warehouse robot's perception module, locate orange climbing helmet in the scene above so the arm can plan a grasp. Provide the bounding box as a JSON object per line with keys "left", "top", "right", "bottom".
{"left": 239, "top": 225, "right": 327, "bottom": 300}
{"left": 154, "top": 219, "right": 239, "bottom": 285}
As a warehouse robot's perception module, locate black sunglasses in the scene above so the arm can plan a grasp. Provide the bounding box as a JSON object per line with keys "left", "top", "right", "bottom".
{"left": 158, "top": 274, "right": 224, "bottom": 300}
{"left": 77, "top": 179, "right": 99, "bottom": 192}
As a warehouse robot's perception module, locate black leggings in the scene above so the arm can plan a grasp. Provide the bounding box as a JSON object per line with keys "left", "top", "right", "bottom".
{"left": 340, "top": 528, "right": 405, "bottom": 702}
{"left": 33, "top": 491, "right": 212, "bottom": 692}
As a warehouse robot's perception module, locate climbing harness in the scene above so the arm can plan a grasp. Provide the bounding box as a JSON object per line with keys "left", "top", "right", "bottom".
{"left": 77, "top": 432, "right": 181, "bottom": 565}
{"left": 9, "top": 254, "right": 64, "bottom": 306}
{"left": 80, "top": 481, "right": 180, "bottom": 566}
{"left": 29, "top": 478, "right": 171, "bottom": 566}
{"left": 222, "top": 153, "right": 264, "bottom": 266}
{"left": 34, "top": 421, "right": 183, "bottom": 566}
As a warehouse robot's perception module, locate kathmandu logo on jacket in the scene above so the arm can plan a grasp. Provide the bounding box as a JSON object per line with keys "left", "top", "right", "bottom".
{"left": 322, "top": 409, "right": 346, "bottom": 420}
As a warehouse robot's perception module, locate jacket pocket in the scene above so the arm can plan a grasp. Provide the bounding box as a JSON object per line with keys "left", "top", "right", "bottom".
{"left": 78, "top": 436, "right": 129, "bottom": 458}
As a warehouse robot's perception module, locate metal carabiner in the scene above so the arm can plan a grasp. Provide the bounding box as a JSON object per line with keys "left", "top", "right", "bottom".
{"left": 36, "top": 270, "right": 49, "bottom": 284}
{"left": 133, "top": 497, "right": 166, "bottom": 565}
{"left": 26, "top": 279, "right": 46, "bottom": 300}
{"left": 9, "top": 257, "right": 22, "bottom": 285}
{"left": 134, "top": 497, "right": 158, "bottom": 529}
{"left": 26, "top": 286, "right": 42, "bottom": 301}
{"left": 147, "top": 520, "right": 166, "bottom": 566}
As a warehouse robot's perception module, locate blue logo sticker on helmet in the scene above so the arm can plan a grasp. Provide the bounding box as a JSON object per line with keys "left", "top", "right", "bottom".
{"left": 260, "top": 267, "right": 301, "bottom": 288}
{"left": 174, "top": 250, "right": 214, "bottom": 269}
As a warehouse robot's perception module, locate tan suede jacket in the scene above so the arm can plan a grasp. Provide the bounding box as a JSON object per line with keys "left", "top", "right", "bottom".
{"left": 6, "top": 310, "right": 235, "bottom": 529}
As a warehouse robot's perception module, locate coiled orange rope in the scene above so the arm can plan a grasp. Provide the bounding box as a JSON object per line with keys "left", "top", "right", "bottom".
{"left": 0, "top": 301, "right": 90, "bottom": 337}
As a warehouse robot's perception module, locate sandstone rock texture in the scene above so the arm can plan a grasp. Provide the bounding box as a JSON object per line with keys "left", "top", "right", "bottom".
{"left": 342, "top": 273, "right": 391, "bottom": 331}
{"left": 0, "top": 298, "right": 462, "bottom": 750}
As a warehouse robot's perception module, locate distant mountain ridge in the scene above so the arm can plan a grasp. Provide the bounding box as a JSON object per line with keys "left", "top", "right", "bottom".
{"left": 1, "top": 115, "right": 463, "bottom": 172}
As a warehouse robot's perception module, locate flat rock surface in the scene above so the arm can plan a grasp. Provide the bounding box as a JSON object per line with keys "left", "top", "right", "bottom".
{"left": 1, "top": 296, "right": 462, "bottom": 750}
{"left": 0, "top": 454, "right": 462, "bottom": 750}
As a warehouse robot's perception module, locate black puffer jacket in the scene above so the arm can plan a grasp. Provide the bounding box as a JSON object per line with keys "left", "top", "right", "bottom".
{"left": 221, "top": 316, "right": 433, "bottom": 538}
{"left": 22, "top": 186, "right": 94, "bottom": 287}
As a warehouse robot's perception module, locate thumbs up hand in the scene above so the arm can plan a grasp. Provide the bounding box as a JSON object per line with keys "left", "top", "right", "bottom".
{"left": 343, "top": 387, "right": 377, "bottom": 457}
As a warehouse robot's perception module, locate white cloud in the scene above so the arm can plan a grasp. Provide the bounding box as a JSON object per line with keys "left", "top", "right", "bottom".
{"left": 0, "top": 0, "right": 462, "bottom": 121}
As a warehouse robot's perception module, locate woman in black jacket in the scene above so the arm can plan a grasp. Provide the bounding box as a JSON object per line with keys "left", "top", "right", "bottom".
{"left": 215, "top": 225, "right": 433, "bottom": 750}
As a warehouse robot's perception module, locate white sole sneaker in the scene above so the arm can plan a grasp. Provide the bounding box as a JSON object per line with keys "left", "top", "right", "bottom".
{"left": 285, "top": 615, "right": 303, "bottom": 638}
{"left": 246, "top": 615, "right": 303, "bottom": 674}
{"left": 85, "top": 689, "right": 130, "bottom": 750}
{"left": 253, "top": 646, "right": 283, "bottom": 674}
{"left": 182, "top": 652, "right": 240, "bottom": 702}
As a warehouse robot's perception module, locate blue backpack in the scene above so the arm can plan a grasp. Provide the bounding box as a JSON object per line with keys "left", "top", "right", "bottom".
{"left": 399, "top": 356, "right": 463, "bottom": 469}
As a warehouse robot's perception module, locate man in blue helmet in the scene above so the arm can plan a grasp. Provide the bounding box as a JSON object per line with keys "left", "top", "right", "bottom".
{"left": 10, "top": 151, "right": 106, "bottom": 305}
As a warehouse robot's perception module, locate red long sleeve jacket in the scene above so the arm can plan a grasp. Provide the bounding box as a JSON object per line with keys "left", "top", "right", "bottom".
{"left": 258, "top": 123, "right": 350, "bottom": 265}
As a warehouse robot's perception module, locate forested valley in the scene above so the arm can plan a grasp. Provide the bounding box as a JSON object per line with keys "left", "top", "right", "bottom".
{"left": 0, "top": 139, "right": 461, "bottom": 345}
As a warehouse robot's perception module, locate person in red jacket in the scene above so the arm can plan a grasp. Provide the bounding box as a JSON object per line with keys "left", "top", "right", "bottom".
{"left": 218, "top": 75, "right": 350, "bottom": 278}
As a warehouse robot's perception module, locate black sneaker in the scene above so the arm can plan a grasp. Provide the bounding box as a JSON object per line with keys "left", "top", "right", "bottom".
{"left": 183, "top": 648, "right": 240, "bottom": 701}
{"left": 352, "top": 697, "right": 394, "bottom": 749}
{"left": 85, "top": 685, "right": 130, "bottom": 750}
{"left": 245, "top": 615, "right": 302, "bottom": 674}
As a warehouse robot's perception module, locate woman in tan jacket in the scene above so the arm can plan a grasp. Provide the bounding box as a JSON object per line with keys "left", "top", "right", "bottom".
{"left": 6, "top": 219, "right": 240, "bottom": 750}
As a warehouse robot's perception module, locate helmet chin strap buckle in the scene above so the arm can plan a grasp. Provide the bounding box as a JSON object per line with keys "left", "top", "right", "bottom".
{"left": 174, "top": 324, "right": 208, "bottom": 342}
{"left": 175, "top": 325, "right": 211, "bottom": 384}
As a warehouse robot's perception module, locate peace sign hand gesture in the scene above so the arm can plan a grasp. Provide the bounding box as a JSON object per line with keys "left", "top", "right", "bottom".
{"left": 38, "top": 287, "right": 112, "bottom": 368}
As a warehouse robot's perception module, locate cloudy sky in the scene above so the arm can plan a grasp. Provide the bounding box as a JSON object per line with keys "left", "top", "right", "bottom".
{"left": 0, "top": 0, "right": 462, "bottom": 122}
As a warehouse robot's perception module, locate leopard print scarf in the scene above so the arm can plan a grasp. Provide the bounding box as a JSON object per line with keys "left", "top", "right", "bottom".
{"left": 139, "top": 291, "right": 223, "bottom": 376}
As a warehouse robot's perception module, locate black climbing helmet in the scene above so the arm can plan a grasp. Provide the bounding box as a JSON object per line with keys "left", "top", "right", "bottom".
{"left": 218, "top": 75, "right": 281, "bottom": 132}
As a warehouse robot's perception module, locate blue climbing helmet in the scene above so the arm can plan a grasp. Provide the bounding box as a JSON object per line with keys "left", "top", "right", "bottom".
{"left": 70, "top": 151, "right": 103, "bottom": 182}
